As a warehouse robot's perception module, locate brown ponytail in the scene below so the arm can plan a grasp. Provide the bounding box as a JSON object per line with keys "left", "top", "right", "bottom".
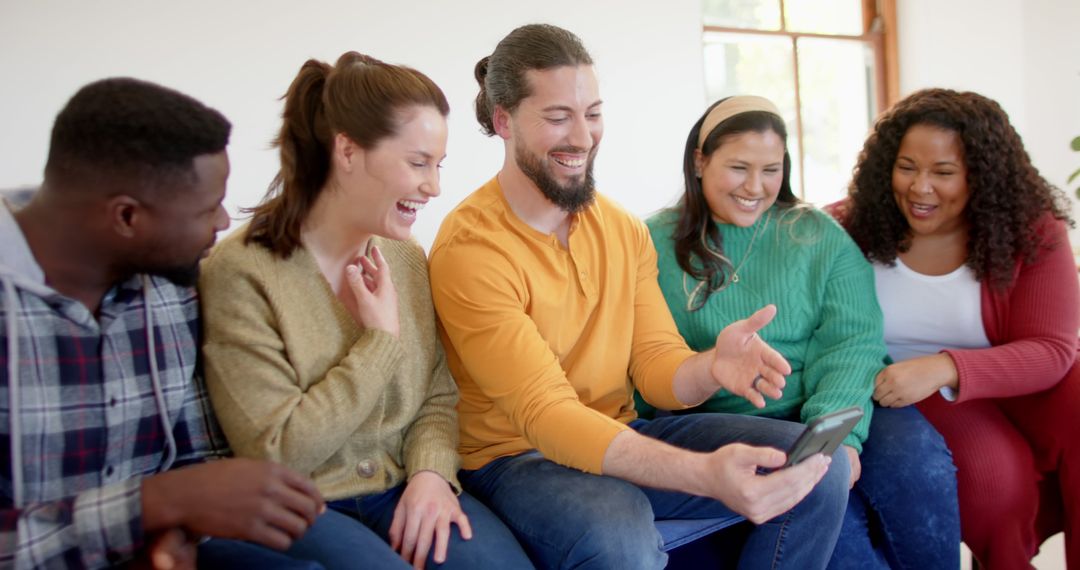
{"left": 246, "top": 51, "right": 449, "bottom": 257}
{"left": 474, "top": 56, "right": 494, "bottom": 135}
{"left": 474, "top": 24, "right": 592, "bottom": 137}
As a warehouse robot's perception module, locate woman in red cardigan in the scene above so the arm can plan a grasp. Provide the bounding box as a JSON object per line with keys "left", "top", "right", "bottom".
{"left": 833, "top": 88, "right": 1078, "bottom": 569}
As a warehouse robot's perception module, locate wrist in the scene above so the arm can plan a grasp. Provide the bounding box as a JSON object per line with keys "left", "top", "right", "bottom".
{"left": 672, "top": 449, "right": 712, "bottom": 498}
{"left": 674, "top": 350, "right": 717, "bottom": 406}
{"left": 409, "top": 470, "right": 447, "bottom": 485}
{"left": 936, "top": 353, "right": 960, "bottom": 390}
{"left": 141, "top": 472, "right": 183, "bottom": 532}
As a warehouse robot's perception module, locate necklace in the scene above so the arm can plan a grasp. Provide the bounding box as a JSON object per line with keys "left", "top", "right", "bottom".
{"left": 682, "top": 211, "right": 770, "bottom": 311}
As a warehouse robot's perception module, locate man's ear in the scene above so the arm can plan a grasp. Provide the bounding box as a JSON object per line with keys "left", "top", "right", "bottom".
{"left": 493, "top": 106, "right": 513, "bottom": 141}
{"left": 107, "top": 194, "right": 142, "bottom": 239}
{"left": 333, "top": 132, "right": 362, "bottom": 173}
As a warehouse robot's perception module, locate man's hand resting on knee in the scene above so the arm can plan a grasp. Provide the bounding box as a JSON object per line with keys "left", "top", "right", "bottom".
{"left": 141, "top": 458, "right": 325, "bottom": 552}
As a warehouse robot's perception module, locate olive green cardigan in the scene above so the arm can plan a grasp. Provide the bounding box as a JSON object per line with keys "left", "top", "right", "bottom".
{"left": 200, "top": 228, "right": 460, "bottom": 500}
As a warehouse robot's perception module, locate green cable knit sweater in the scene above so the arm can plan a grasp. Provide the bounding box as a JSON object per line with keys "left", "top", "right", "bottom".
{"left": 642, "top": 206, "right": 885, "bottom": 451}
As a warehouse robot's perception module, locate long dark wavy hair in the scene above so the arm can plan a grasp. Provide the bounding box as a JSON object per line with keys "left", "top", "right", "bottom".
{"left": 844, "top": 88, "right": 1072, "bottom": 290}
{"left": 672, "top": 98, "right": 798, "bottom": 309}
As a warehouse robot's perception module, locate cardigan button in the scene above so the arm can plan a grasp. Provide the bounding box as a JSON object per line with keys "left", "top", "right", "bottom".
{"left": 356, "top": 460, "right": 378, "bottom": 478}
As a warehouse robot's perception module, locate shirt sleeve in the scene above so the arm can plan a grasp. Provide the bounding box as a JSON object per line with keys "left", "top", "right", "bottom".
{"left": 199, "top": 248, "right": 405, "bottom": 475}
{"left": 399, "top": 250, "right": 462, "bottom": 493}
{"left": 429, "top": 238, "right": 630, "bottom": 475}
{"left": 1, "top": 478, "right": 144, "bottom": 569}
{"left": 799, "top": 227, "right": 884, "bottom": 452}
{"left": 169, "top": 371, "right": 231, "bottom": 468}
{"left": 945, "top": 218, "right": 1079, "bottom": 401}
{"left": 626, "top": 223, "right": 697, "bottom": 410}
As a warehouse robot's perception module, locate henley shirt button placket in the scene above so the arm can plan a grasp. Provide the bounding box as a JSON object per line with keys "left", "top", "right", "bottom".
{"left": 356, "top": 459, "right": 378, "bottom": 478}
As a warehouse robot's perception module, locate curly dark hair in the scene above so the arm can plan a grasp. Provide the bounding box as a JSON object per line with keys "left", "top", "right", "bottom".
{"left": 45, "top": 77, "right": 231, "bottom": 193}
{"left": 844, "top": 88, "right": 1072, "bottom": 290}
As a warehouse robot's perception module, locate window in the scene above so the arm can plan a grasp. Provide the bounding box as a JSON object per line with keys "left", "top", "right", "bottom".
{"left": 702, "top": 0, "right": 898, "bottom": 205}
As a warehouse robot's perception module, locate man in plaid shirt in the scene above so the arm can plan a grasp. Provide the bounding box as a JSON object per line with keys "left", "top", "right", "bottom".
{"left": 1, "top": 78, "right": 324, "bottom": 569}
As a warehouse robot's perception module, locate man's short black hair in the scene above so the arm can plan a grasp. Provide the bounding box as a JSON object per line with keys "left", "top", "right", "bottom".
{"left": 44, "top": 77, "right": 231, "bottom": 192}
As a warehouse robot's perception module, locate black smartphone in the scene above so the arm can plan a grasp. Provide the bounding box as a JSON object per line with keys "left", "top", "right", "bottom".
{"left": 783, "top": 406, "right": 865, "bottom": 467}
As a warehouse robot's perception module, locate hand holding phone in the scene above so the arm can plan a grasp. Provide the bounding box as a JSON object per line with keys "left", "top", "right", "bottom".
{"left": 783, "top": 406, "right": 864, "bottom": 467}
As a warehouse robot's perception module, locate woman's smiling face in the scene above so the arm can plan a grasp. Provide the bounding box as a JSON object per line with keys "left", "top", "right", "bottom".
{"left": 696, "top": 129, "right": 786, "bottom": 227}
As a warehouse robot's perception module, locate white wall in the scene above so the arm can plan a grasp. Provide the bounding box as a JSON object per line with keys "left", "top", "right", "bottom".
{"left": 2, "top": 0, "right": 1077, "bottom": 248}
{"left": 0, "top": 0, "right": 705, "bottom": 250}
{"left": 898, "top": 0, "right": 1080, "bottom": 243}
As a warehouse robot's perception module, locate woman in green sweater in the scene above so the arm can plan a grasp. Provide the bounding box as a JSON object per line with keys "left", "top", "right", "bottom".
{"left": 639, "top": 96, "right": 959, "bottom": 568}
{"left": 199, "top": 52, "right": 531, "bottom": 569}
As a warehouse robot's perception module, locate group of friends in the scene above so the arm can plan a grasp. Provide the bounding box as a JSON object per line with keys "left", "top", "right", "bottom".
{"left": 1, "top": 23, "right": 1077, "bottom": 570}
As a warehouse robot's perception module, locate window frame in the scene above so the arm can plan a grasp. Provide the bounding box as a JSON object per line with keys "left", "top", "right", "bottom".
{"left": 702, "top": 0, "right": 898, "bottom": 199}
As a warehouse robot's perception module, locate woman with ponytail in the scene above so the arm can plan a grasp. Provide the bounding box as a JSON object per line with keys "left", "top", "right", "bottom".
{"left": 198, "top": 52, "right": 532, "bottom": 569}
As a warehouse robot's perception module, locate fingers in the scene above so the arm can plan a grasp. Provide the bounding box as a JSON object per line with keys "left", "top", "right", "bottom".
{"left": 844, "top": 446, "right": 861, "bottom": 489}
{"left": 873, "top": 376, "right": 904, "bottom": 407}
{"left": 278, "top": 465, "right": 325, "bottom": 518}
{"left": 252, "top": 520, "right": 295, "bottom": 551}
{"left": 389, "top": 501, "right": 406, "bottom": 551}
{"left": 758, "top": 342, "right": 792, "bottom": 377}
{"left": 734, "top": 369, "right": 785, "bottom": 409}
{"left": 149, "top": 528, "right": 188, "bottom": 570}
{"left": 432, "top": 516, "right": 451, "bottom": 565}
{"left": 271, "top": 484, "right": 323, "bottom": 533}
{"left": 345, "top": 264, "right": 373, "bottom": 297}
{"left": 749, "top": 454, "right": 830, "bottom": 522}
{"left": 751, "top": 371, "right": 785, "bottom": 400}
{"left": 410, "top": 513, "right": 438, "bottom": 569}
{"left": 262, "top": 501, "right": 311, "bottom": 542}
{"left": 743, "top": 304, "right": 778, "bottom": 334}
{"left": 359, "top": 246, "right": 394, "bottom": 290}
{"left": 454, "top": 509, "right": 473, "bottom": 541}
{"left": 742, "top": 381, "right": 766, "bottom": 408}
{"left": 399, "top": 505, "right": 424, "bottom": 566}
{"left": 874, "top": 369, "right": 886, "bottom": 388}
{"left": 255, "top": 464, "right": 323, "bottom": 547}
{"left": 739, "top": 444, "right": 787, "bottom": 470}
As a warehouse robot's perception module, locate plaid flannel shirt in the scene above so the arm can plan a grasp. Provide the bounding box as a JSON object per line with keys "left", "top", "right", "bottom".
{"left": 1, "top": 200, "right": 228, "bottom": 569}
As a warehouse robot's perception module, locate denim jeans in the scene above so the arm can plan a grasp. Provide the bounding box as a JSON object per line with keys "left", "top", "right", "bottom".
{"left": 460, "top": 413, "right": 850, "bottom": 570}
{"left": 198, "top": 538, "right": 325, "bottom": 569}
{"left": 827, "top": 406, "right": 960, "bottom": 570}
{"left": 279, "top": 484, "right": 532, "bottom": 569}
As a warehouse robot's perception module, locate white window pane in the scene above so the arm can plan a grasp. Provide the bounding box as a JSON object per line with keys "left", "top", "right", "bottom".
{"left": 703, "top": 0, "right": 782, "bottom": 30}
{"left": 796, "top": 38, "right": 876, "bottom": 206}
{"left": 703, "top": 32, "right": 803, "bottom": 198}
{"left": 785, "top": 0, "right": 863, "bottom": 35}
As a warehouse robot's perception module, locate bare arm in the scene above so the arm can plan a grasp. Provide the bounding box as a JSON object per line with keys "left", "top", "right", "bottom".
{"left": 601, "top": 430, "right": 830, "bottom": 524}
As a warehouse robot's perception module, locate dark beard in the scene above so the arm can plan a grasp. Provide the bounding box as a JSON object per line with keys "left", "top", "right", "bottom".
{"left": 516, "top": 145, "right": 596, "bottom": 214}
{"left": 153, "top": 261, "right": 201, "bottom": 287}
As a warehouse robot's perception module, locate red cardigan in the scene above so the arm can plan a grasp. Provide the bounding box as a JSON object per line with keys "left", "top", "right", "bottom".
{"left": 827, "top": 203, "right": 1079, "bottom": 402}
{"left": 947, "top": 216, "right": 1079, "bottom": 402}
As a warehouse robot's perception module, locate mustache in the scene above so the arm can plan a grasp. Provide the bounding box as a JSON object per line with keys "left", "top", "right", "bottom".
{"left": 550, "top": 145, "right": 595, "bottom": 155}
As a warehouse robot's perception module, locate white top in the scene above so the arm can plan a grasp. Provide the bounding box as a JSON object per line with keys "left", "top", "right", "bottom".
{"left": 874, "top": 258, "right": 990, "bottom": 400}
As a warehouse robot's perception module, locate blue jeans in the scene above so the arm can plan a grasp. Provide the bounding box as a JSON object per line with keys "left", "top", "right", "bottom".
{"left": 460, "top": 413, "right": 850, "bottom": 570}
{"left": 827, "top": 406, "right": 960, "bottom": 569}
{"left": 198, "top": 538, "right": 324, "bottom": 569}
{"left": 281, "top": 484, "right": 532, "bottom": 569}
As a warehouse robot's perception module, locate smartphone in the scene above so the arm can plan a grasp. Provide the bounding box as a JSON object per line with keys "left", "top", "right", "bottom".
{"left": 783, "top": 406, "right": 865, "bottom": 467}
